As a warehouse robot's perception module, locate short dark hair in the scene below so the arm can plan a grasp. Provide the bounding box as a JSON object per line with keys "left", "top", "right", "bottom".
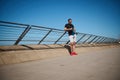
{"left": 68, "top": 18, "right": 72, "bottom": 22}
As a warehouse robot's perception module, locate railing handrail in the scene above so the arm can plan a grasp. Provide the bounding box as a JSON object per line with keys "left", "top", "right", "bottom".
{"left": 0, "top": 20, "right": 119, "bottom": 46}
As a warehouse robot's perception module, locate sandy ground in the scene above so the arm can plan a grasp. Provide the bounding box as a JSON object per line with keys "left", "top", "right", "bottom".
{"left": 0, "top": 46, "right": 120, "bottom": 80}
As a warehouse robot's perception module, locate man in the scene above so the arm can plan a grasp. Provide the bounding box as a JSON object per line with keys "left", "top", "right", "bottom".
{"left": 64, "top": 18, "right": 77, "bottom": 56}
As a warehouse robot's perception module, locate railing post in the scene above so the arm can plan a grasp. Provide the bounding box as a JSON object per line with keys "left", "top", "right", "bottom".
{"left": 111, "top": 39, "right": 117, "bottom": 43}
{"left": 110, "top": 39, "right": 114, "bottom": 43}
{"left": 92, "top": 36, "right": 100, "bottom": 43}
{"left": 82, "top": 35, "right": 93, "bottom": 44}
{"left": 101, "top": 38, "right": 106, "bottom": 43}
{"left": 104, "top": 38, "right": 109, "bottom": 43}
{"left": 66, "top": 40, "right": 70, "bottom": 44}
{"left": 114, "top": 39, "right": 118, "bottom": 43}
{"left": 54, "top": 32, "right": 66, "bottom": 44}
{"left": 76, "top": 34, "right": 86, "bottom": 44}
{"left": 108, "top": 38, "right": 111, "bottom": 43}
{"left": 112, "top": 39, "right": 115, "bottom": 43}
{"left": 109, "top": 38, "right": 114, "bottom": 43}
{"left": 110, "top": 39, "right": 113, "bottom": 43}
{"left": 116, "top": 39, "right": 119, "bottom": 43}
{"left": 110, "top": 38, "right": 114, "bottom": 43}
{"left": 97, "top": 37, "right": 105, "bottom": 43}
{"left": 88, "top": 36, "right": 97, "bottom": 44}
{"left": 94, "top": 37, "right": 102, "bottom": 43}
{"left": 38, "top": 29, "right": 52, "bottom": 44}
{"left": 14, "top": 25, "right": 31, "bottom": 45}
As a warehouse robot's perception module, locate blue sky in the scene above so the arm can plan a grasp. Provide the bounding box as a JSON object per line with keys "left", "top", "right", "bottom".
{"left": 0, "top": 0, "right": 120, "bottom": 39}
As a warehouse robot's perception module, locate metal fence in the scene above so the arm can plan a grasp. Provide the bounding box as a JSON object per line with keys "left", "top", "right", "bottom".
{"left": 0, "top": 21, "right": 119, "bottom": 46}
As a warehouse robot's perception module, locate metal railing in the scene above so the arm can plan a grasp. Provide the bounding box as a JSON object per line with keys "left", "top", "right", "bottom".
{"left": 0, "top": 21, "right": 119, "bottom": 46}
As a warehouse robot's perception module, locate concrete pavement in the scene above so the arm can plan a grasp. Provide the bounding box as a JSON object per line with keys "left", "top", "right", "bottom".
{"left": 0, "top": 47, "right": 120, "bottom": 80}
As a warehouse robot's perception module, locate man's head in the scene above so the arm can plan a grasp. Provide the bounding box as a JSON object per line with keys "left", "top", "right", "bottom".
{"left": 68, "top": 18, "right": 72, "bottom": 24}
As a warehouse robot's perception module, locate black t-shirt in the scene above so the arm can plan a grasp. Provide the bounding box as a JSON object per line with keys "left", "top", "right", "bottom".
{"left": 65, "top": 23, "right": 75, "bottom": 35}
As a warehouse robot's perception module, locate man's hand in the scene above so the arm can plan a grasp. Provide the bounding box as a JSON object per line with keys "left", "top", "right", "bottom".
{"left": 64, "top": 27, "right": 72, "bottom": 31}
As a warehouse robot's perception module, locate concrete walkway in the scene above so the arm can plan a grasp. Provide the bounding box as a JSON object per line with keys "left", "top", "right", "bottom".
{"left": 0, "top": 47, "right": 120, "bottom": 80}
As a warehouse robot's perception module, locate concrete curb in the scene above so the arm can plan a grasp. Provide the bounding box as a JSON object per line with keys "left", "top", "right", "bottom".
{"left": 0, "top": 44, "right": 119, "bottom": 66}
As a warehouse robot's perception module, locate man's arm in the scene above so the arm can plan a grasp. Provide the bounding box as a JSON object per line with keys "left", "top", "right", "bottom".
{"left": 64, "top": 27, "right": 72, "bottom": 31}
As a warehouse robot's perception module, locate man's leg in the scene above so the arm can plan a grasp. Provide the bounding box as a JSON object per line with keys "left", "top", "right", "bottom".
{"left": 70, "top": 42, "right": 73, "bottom": 52}
{"left": 70, "top": 42, "right": 77, "bottom": 55}
{"left": 72, "top": 35, "right": 77, "bottom": 55}
{"left": 69, "top": 35, "right": 73, "bottom": 53}
{"left": 72, "top": 42, "right": 76, "bottom": 52}
{"left": 69, "top": 35, "right": 77, "bottom": 55}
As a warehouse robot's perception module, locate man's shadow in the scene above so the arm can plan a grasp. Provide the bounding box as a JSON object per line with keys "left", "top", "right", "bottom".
{"left": 64, "top": 44, "right": 71, "bottom": 55}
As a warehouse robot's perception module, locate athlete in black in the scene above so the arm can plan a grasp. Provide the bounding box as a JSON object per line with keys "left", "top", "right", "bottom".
{"left": 65, "top": 23, "right": 75, "bottom": 35}
{"left": 64, "top": 18, "right": 77, "bottom": 56}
